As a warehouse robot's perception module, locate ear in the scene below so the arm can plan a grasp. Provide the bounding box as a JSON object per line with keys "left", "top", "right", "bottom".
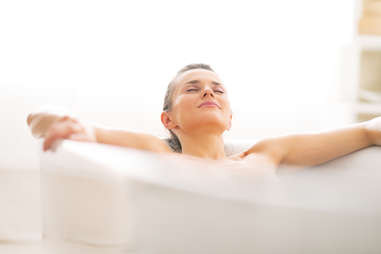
{"left": 161, "top": 111, "right": 177, "bottom": 130}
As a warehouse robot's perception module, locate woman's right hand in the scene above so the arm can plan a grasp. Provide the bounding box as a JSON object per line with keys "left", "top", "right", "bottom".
{"left": 27, "top": 113, "right": 96, "bottom": 151}
{"left": 43, "top": 116, "right": 97, "bottom": 151}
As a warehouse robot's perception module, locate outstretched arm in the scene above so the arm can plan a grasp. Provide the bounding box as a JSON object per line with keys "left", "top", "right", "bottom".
{"left": 241, "top": 117, "right": 381, "bottom": 167}
{"left": 94, "top": 127, "right": 172, "bottom": 153}
{"left": 27, "top": 112, "right": 172, "bottom": 153}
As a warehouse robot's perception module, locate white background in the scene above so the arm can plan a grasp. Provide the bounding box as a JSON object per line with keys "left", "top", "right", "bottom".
{"left": 0, "top": 0, "right": 357, "bottom": 171}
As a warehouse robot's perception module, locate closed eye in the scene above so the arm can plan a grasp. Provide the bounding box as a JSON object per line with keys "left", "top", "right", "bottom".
{"left": 186, "top": 88, "right": 199, "bottom": 92}
{"left": 185, "top": 88, "right": 224, "bottom": 94}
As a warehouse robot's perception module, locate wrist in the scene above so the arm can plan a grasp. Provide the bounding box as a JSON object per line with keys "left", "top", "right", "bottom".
{"left": 364, "top": 117, "right": 381, "bottom": 146}
{"left": 93, "top": 126, "right": 101, "bottom": 143}
{"left": 362, "top": 125, "right": 374, "bottom": 146}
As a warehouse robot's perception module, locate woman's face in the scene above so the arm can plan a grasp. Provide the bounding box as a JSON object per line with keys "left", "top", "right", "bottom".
{"left": 162, "top": 69, "right": 232, "bottom": 136}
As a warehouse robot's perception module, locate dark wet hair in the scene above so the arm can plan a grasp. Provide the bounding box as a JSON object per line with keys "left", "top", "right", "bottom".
{"left": 163, "top": 63, "right": 215, "bottom": 152}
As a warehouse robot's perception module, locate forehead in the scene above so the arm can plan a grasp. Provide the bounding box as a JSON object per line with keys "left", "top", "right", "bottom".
{"left": 174, "top": 69, "right": 222, "bottom": 88}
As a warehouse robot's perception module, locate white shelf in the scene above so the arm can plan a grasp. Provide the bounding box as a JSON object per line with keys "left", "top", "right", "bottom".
{"left": 351, "top": 102, "right": 381, "bottom": 115}
{"left": 351, "top": 0, "right": 381, "bottom": 121}
{"left": 358, "top": 88, "right": 381, "bottom": 103}
{"left": 356, "top": 35, "right": 381, "bottom": 50}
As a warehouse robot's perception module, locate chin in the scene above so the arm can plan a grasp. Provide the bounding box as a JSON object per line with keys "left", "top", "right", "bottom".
{"left": 186, "top": 114, "right": 228, "bottom": 132}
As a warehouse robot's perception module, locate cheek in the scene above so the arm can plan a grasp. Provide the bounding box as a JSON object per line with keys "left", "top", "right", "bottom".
{"left": 174, "top": 95, "right": 195, "bottom": 112}
{"left": 221, "top": 100, "right": 232, "bottom": 124}
{"left": 172, "top": 95, "right": 196, "bottom": 121}
{"left": 220, "top": 98, "right": 231, "bottom": 113}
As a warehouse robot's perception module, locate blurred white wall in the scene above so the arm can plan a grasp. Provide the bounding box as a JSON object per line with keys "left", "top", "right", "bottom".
{"left": 0, "top": 0, "right": 356, "bottom": 171}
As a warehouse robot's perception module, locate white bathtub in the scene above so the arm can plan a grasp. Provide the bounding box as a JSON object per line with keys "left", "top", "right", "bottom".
{"left": 36, "top": 140, "right": 381, "bottom": 254}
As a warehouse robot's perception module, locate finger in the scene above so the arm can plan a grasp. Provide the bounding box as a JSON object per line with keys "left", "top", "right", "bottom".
{"left": 43, "top": 130, "right": 60, "bottom": 151}
{"left": 239, "top": 151, "right": 248, "bottom": 159}
{"left": 58, "top": 115, "right": 79, "bottom": 124}
{"left": 58, "top": 115, "right": 71, "bottom": 122}
{"left": 43, "top": 123, "right": 80, "bottom": 151}
{"left": 43, "top": 126, "right": 67, "bottom": 151}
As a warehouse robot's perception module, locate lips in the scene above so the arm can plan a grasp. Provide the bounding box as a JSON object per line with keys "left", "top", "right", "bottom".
{"left": 198, "top": 101, "right": 221, "bottom": 109}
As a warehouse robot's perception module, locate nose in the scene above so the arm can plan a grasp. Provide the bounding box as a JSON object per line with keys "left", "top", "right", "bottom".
{"left": 202, "top": 87, "right": 215, "bottom": 98}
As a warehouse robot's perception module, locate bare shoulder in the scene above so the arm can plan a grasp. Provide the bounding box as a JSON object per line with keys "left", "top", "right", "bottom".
{"left": 152, "top": 137, "right": 176, "bottom": 154}
{"left": 157, "top": 137, "right": 177, "bottom": 153}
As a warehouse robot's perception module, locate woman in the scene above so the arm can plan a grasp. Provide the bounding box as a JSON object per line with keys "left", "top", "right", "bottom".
{"left": 27, "top": 63, "right": 381, "bottom": 169}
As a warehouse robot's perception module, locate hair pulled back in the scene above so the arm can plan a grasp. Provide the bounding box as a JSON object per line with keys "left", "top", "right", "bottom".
{"left": 163, "top": 63, "right": 215, "bottom": 152}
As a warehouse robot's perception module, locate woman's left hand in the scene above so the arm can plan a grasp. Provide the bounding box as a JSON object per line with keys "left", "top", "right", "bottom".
{"left": 365, "top": 116, "right": 381, "bottom": 146}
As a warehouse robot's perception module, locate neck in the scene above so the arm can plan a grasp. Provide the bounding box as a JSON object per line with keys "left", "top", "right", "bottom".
{"left": 179, "top": 132, "right": 226, "bottom": 160}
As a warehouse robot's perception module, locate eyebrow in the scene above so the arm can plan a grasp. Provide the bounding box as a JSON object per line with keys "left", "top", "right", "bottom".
{"left": 184, "top": 79, "right": 222, "bottom": 86}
